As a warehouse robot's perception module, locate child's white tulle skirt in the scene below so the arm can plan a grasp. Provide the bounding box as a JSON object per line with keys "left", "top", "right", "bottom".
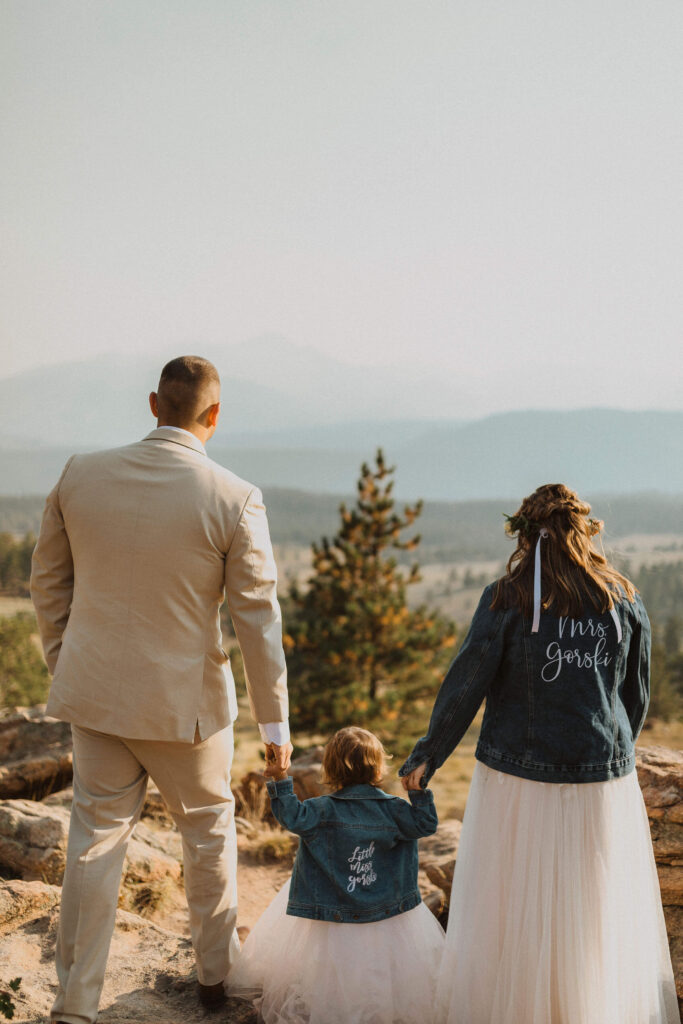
{"left": 435, "top": 761, "right": 679, "bottom": 1024}
{"left": 228, "top": 882, "right": 445, "bottom": 1024}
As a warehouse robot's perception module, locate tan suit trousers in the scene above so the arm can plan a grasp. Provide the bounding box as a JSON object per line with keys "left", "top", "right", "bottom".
{"left": 51, "top": 724, "right": 239, "bottom": 1024}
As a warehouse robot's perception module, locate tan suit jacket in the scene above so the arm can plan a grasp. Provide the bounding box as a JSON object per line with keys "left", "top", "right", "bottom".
{"left": 30, "top": 427, "right": 288, "bottom": 742}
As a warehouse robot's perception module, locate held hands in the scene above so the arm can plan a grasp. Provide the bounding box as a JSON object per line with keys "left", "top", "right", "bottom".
{"left": 401, "top": 763, "right": 427, "bottom": 792}
{"left": 264, "top": 741, "right": 293, "bottom": 781}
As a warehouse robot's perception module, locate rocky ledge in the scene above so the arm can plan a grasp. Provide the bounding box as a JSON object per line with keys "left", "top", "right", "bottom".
{"left": 637, "top": 745, "right": 683, "bottom": 1007}
{"left": 0, "top": 879, "right": 256, "bottom": 1023}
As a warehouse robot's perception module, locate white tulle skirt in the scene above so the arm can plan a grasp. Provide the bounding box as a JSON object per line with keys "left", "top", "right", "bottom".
{"left": 436, "top": 761, "right": 679, "bottom": 1024}
{"left": 228, "top": 881, "right": 445, "bottom": 1024}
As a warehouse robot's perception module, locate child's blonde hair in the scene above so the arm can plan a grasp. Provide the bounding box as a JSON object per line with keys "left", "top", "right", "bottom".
{"left": 321, "top": 727, "right": 390, "bottom": 790}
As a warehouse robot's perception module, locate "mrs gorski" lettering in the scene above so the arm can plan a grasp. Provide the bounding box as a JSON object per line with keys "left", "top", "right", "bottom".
{"left": 541, "top": 617, "right": 613, "bottom": 682}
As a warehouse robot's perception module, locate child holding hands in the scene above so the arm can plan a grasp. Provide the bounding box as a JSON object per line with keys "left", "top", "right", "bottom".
{"left": 228, "top": 726, "right": 445, "bottom": 1024}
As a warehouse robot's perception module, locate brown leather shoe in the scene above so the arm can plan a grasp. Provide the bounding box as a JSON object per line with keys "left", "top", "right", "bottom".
{"left": 198, "top": 981, "right": 226, "bottom": 1010}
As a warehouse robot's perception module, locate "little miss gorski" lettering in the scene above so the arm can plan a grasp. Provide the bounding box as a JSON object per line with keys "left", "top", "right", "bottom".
{"left": 347, "top": 841, "right": 378, "bottom": 893}
{"left": 541, "top": 617, "right": 613, "bottom": 682}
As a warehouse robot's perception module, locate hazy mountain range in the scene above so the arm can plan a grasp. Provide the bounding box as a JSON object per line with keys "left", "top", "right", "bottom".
{"left": 0, "top": 337, "right": 474, "bottom": 448}
{"left": 0, "top": 340, "right": 681, "bottom": 499}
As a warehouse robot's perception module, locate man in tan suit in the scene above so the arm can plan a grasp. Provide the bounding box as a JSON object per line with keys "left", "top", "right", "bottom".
{"left": 30, "top": 356, "right": 292, "bottom": 1024}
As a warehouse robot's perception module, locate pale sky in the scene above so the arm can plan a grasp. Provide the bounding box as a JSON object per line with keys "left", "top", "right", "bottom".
{"left": 2, "top": 0, "right": 682, "bottom": 413}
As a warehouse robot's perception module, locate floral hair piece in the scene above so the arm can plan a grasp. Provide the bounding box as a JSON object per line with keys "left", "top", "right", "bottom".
{"left": 503, "top": 512, "right": 541, "bottom": 537}
{"left": 504, "top": 512, "right": 604, "bottom": 538}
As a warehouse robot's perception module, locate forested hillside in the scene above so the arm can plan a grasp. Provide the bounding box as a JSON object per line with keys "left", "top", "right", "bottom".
{"left": 2, "top": 490, "right": 682, "bottom": 562}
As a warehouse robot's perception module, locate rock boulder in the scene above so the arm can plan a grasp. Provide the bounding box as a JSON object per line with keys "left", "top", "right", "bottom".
{"left": 0, "top": 797, "right": 182, "bottom": 886}
{"left": 638, "top": 746, "right": 683, "bottom": 823}
{"left": 418, "top": 819, "right": 461, "bottom": 899}
{"left": 0, "top": 706, "right": 72, "bottom": 800}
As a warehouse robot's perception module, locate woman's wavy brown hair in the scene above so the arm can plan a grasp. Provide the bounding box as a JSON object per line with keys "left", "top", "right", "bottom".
{"left": 491, "top": 483, "right": 636, "bottom": 618}
{"left": 321, "top": 726, "right": 390, "bottom": 791}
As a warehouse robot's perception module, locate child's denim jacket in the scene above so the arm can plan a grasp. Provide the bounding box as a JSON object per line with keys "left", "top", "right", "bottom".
{"left": 400, "top": 584, "right": 651, "bottom": 786}
{"left": 265, "top": 778, "right": 438, "bottom": 922}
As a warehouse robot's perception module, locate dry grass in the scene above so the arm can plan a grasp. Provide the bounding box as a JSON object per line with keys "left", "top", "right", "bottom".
{"left": 119, "top": 876, "right": 179, "bottom": 918}
{"left": 248, "top": 828, "right": 298, "bottom": 865}
{"left": 639, "top": 716, "right": 683, "bottom": 750}
{"left": 233, "top": 774, "right": 272, "bottom": 823}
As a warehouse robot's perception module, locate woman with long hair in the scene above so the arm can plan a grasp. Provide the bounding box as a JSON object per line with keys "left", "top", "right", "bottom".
{"left": 400, "top": 483, "right": 679, "bottom": 1024}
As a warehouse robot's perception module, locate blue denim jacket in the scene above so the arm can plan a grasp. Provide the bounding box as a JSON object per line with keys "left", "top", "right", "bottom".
{"left": 400, "top": 583, "right": 651, "bottom": 786}
{"left": 265, "top": 778, "right": 438, "bottom": 922}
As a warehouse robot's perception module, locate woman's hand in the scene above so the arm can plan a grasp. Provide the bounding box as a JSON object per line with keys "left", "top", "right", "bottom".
{"left": 401, "top": 763, "right": 427, "bottom": 791}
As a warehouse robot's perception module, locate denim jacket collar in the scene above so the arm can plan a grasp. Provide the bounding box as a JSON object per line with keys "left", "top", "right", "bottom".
{"left": 329, "top": 784, "right": 394, "bottom": 801}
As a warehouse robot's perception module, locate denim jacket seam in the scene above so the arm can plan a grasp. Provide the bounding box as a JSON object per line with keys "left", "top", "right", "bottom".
{"left": 626, "top": 612, "right": 649, "bottom": 741}
{"left": 522, "top": 623, "right": 534, "bottom": 759}
{"left": 632, "top": 653, "right": 649, "bottom": 739}
{"left": 478, "top": 742, "right": 634, "bottom": 771}
{"left": 609, "top": 646, "right": 623, "bottom": 762}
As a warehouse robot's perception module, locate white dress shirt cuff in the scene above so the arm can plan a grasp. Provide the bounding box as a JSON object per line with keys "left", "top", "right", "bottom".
{"left": 259, "top": 721, "right": 291, "bottom": 745}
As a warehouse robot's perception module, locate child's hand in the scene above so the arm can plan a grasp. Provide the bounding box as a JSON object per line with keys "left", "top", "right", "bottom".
{"left": 401, "top": 763, "right": 427, "bottom": 791}
{"left": 264, "top": 741, "right": 289, "bottom": 780}
{"left": 264, "top": 741, "right": 293, "bottom": 778}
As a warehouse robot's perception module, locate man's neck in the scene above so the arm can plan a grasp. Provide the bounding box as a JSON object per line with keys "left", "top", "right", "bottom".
{"left": 157, "top": 424, "right": 209, "bottom": 445}
{"left": 159, "top": 425, "right": 197, "bottom": 439}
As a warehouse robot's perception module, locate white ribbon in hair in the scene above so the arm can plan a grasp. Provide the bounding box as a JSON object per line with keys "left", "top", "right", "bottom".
{"left": 531, "top": 529, "right": 549, "bottom": 633}
{"left": 597, "top": 532, "right": 623, "bottom": 642}
{"left": 531, "top": 527, "right": 623, "bottom": 642}
{"left": 609, "top": 606, "right": 622, "bottom": 642}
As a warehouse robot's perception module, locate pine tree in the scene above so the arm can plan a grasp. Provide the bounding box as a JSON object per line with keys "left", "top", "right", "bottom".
{"left": 284, "top": 450, "right": 456, "bottom": 742}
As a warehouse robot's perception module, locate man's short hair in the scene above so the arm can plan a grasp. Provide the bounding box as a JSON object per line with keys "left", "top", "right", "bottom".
{"left": 156, "top": 356, "right": 220, "bottom": 425}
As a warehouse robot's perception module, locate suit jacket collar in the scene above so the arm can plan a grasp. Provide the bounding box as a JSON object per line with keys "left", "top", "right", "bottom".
{"left": 143, "top": 427, "right": 207, "bottom": 456}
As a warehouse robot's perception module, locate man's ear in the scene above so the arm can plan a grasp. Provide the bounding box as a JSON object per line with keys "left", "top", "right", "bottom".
{"left": 207, "top": 402, "right": 220, "bottom": 428}
{"left": 149, "top": 392, "right": 159, "bottom": 418}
